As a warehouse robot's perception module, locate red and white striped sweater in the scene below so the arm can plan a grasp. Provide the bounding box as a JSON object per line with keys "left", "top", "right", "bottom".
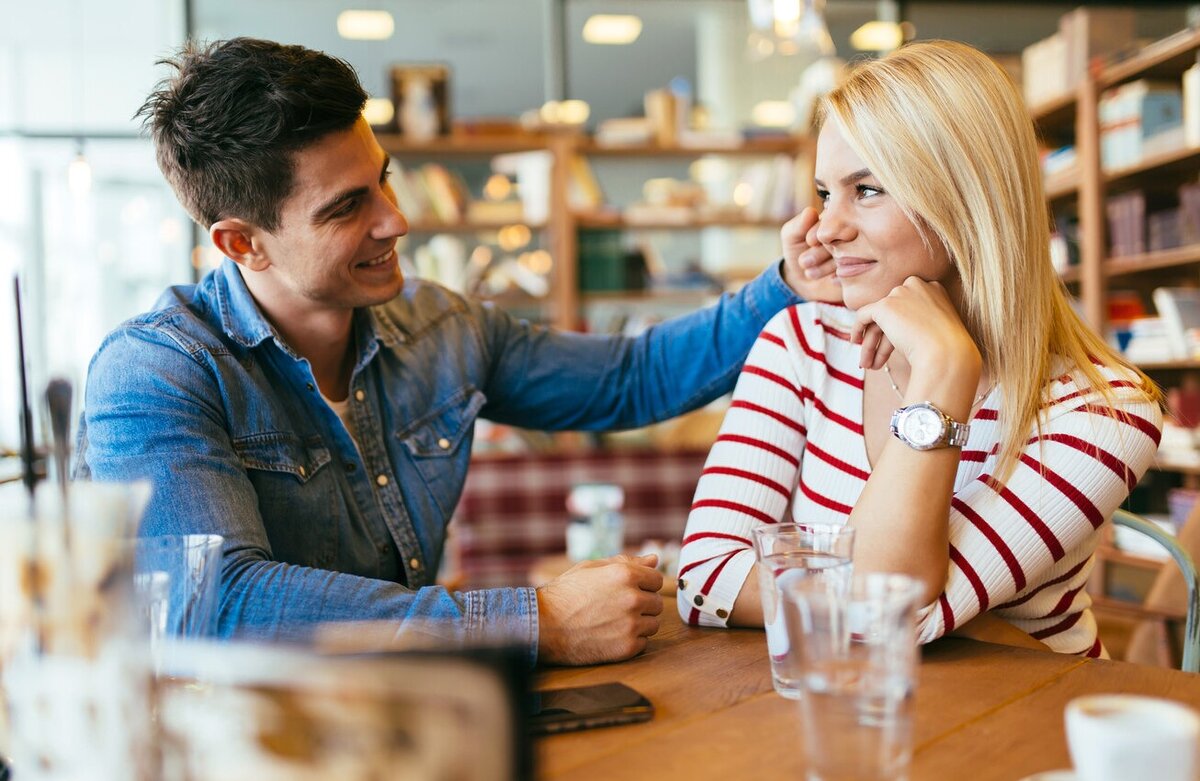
{"left": 677, "top": 302, "right": 1163, "bottom": 656}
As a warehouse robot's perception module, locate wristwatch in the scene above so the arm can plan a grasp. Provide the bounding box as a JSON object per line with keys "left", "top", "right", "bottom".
{"left": 890, "top": 401, "right": 971, "bottom": 451}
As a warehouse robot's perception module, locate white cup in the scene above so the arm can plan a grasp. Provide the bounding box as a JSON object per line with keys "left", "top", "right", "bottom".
{"left": 1066, "top": 694, "right": 1200, "bottom": 781}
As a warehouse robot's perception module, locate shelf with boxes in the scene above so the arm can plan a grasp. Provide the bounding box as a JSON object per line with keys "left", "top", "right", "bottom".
{"left": 1025, "top": 14, "right": 1200, "bottom": 625}
{"left": 380, "top": 128, "right": 812, "bottom": 332}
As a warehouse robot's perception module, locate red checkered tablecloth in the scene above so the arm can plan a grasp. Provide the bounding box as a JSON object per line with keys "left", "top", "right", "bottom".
{"left": 446, "top": 449, "right": 710, "bottom": 589}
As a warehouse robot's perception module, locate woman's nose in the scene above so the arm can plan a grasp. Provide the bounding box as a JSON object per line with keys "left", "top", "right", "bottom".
{"left": 814, "top": 201, "right": 853, "bottom": 247}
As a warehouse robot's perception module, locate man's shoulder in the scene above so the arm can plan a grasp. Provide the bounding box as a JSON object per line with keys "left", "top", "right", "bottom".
{"left": 371, "top": 278, "right": 478, "bottom": 338}
{"left": 98, "top": 277, "right": 231, "bottom": 359}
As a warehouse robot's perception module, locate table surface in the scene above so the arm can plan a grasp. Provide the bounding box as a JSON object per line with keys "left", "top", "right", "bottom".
{"left": 534, "top": 610, "right": 1200, "bottom": 780}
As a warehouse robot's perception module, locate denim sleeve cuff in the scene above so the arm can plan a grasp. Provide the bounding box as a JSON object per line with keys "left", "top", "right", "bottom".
{"left": 462, "top": 585, "right": 540, "bottom": 668}
{"left": 743, "top": 258, "right": 804, "bottom": 323}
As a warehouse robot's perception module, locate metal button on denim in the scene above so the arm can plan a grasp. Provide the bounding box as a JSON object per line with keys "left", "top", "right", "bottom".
{"left": 437, "top": 437, "right": 450, "bottom": 450}
{"left": 376, "top": 474, "right": 389, "bottom": 487}
{"left": 355, "top": 390, "right": 365, "bottom": 402}
{"left": 410, "top": 558, "right": 421, "bottom": 570}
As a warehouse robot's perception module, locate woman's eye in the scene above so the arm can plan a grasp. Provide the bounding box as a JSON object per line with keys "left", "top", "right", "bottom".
{"left": 815, "top": 188, "right": 830, "bottom": 203}
{"left": 856, "top": 185, "right": 884, "bottom": 199}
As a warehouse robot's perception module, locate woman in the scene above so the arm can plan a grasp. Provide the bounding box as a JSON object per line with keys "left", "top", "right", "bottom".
{"left": 677, "top": 40, "right": 1162, "bottom": 656}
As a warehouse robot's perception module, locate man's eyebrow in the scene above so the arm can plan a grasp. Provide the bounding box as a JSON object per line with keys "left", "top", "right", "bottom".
{"left": 310, "top": 156, "right": 391, "bottom": 222}
{"left": 813, "top": 168, "right": 874, "bottom": 188}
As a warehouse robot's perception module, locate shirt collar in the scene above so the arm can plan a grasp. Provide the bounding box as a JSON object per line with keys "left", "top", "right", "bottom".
{"left": 214, "top": 257, "right": 409, "bottom": 355}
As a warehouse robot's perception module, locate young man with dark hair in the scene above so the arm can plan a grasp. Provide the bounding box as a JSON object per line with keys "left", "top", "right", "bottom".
{"left": 77, "top": 37, "right": 834, "bottom": 666}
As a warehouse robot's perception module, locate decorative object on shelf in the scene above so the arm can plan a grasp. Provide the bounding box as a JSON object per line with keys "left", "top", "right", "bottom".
{"left": 390, "top": 64, "right": 450, "bottom": 141}
{"left": 746, "top": 0, "right": 835, "bottom": 61}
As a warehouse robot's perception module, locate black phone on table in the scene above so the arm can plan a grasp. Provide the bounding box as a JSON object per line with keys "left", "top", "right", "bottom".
{"left": 528, "top": 681, "right": 654, "bottom": 735}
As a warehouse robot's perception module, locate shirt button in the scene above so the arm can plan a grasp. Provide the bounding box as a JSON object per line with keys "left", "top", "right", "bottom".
{"left": 693, "top": 595, "right": 705, "bottom": 607}
{"left": 376, "top": 474, "right": 389, "bottom": 487}
{"left": 677, "top": 578, "right": 687, "bottom": 592}
{"left": 355, "top": 390, "right": 365, "bottom": 402}
{"left": 306, "top": 383, "right": 315, "bottom": 392}
{"left": 409, "top": 558, "right": 421, "bottom": 570}
{"left": 437, "top": 437, "right": 451, "bottom": 450}
{"left": 715, "top": 608, "right": 729, "bottom": 620}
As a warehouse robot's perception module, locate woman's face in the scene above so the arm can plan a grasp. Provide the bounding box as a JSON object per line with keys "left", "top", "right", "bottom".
{"left": 813, "top": 121, "right": 955, "bottom": 311}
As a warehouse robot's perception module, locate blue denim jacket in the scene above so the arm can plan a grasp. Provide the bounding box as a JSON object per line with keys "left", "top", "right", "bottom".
{"left": 77, "top": 259, "right": 799, "bottom": 664}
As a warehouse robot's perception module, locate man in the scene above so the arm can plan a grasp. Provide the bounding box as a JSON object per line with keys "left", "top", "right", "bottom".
{"left": 77, "top": 38, "right": 835, "bottom": 666}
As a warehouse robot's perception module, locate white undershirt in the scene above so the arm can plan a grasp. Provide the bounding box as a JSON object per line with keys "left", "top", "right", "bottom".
{"left": 321, "top": 392, "right": 359, "bottom": 445}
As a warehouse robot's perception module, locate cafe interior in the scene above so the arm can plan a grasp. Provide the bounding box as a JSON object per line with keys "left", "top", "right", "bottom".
{"left": 3, "top": 1, "right": 1200, "bottom": 779}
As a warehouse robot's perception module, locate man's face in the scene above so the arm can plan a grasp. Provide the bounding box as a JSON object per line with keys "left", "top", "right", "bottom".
{"left": 253, "top": 116, "right": 408, "bottom": 313}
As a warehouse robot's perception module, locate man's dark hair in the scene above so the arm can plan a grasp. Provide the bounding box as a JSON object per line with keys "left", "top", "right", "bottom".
{"left": 137, "top": 37, "right": 367, "bottom": 232}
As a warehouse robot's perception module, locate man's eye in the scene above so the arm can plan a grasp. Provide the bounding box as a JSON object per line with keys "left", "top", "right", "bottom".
{"left": 331, "top": 200, "right": 358, "bottom": 218}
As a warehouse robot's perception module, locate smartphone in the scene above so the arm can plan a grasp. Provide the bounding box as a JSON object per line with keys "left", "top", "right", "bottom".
{"left": 528, "top": 682, "right": 654, "bottom": 735}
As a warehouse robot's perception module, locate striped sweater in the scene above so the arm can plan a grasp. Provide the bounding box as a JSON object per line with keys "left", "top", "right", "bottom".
{"left": 677, "top": 302, "right": 1163, "bottom": 656}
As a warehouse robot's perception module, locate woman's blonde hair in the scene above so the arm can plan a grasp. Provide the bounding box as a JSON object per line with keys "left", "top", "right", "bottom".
{"left": 819, "top": 40, "right": 1160, "bottom": 483}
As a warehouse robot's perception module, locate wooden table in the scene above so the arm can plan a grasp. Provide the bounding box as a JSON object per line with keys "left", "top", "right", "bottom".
{"left": 535, "top": 610, "right": 1200, "bottom": 780}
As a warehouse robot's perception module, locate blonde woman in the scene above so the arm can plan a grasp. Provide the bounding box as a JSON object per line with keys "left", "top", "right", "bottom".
{"left": 677, "top": 40, "right": 1162, "bottom": 656}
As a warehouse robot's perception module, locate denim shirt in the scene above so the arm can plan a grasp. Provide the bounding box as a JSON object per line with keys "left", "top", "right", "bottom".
{"left": 77, "top": 259, "right": 799, "bottom": 665}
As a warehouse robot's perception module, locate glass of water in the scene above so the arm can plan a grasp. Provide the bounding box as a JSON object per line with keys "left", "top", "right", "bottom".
{"left": 783, "top": 572, "right": 923, "bottom": 781}
{"left": 750, "top": 523, "right": 854, "bottom": 699}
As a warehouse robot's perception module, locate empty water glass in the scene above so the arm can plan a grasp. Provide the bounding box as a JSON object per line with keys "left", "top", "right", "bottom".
{"left": 132, "top": 534, "right": 223, "bottom": 671}
{"left": 751, "top": 523, "right": 855, "bottom": 699}
{"left": 784, "top": 572, "right": 922, "bottom": 781}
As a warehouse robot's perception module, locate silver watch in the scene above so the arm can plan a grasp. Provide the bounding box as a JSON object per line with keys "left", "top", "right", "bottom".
{"left": 890, "top": 401, "right": 970, "bottom": 450}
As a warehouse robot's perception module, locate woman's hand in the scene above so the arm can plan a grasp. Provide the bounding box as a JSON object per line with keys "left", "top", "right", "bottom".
{"left": 850, "top": 276, "right": 981, "bottom": 378}
{"left": 781, "top": 207, "right": 842, "bottom": 303}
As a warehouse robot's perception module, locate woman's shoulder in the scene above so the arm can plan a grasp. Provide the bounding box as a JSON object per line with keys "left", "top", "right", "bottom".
{"left": 1042, "top": 358, "right": 1161, "bottom": 421}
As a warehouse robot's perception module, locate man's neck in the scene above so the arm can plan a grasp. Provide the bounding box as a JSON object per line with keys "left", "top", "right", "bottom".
{"left": 244, "top": 278, "right": 357, "bottom": 402}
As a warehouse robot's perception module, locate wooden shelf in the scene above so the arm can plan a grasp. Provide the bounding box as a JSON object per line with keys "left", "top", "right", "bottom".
{"left": 1044, "top": 171, "right": 1079, "bottom": 201}
{"left": 575, "top": 212, "right": 783, "bottom": 230}
{"left": 579, "top": 138, "right": 805, "bottom": 157}
{"left": 1104, "top": 145, "right": 1200, "bottom": 192}
{"left": 1100, "top": 27, "right": 1200, "bottom": 88}
{"left": 1095, "top": 543, "right": 1168, "bottom": 570}
{"left": 1104, "top": 243, "right": 1200, "bottom": 277}
{"left": 581, "top": 289, "right": 717, "bottom": 304}
{"left": 406, "top": 220, "right": 546, "bottom": 234}
{"left": 1029, "top": 92, "right": 1077, "bottom": 131}
{"left": 1152, "top": 456, "right": 1200, "bottom": 476}
{"left": 377, "top": 133, "right": 552, "bottom": 156}
{"left": 1137, "top": 359, "right": 1200, "bottom": 371}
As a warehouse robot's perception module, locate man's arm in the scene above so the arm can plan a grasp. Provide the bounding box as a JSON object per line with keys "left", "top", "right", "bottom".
{"left": 76, "top": 328, "right": 542, "bottom": 661}
{"left": 477, "top": 211, "right": 836, "bottom": 431}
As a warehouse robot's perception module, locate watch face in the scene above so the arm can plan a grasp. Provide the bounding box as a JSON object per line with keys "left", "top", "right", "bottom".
{"left": 901, "top": 406, "right": 944, "bottom": 447}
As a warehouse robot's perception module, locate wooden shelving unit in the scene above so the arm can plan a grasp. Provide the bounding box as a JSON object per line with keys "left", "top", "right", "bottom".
{"left": 382, "top": 132, "right": 810, "bottom": 330}
{"left": 1034, "top": 27, "right": 1200, "bottom": 607}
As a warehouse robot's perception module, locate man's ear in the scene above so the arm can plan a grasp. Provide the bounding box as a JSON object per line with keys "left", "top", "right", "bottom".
{"left": 211, "top": 219, "right": 270, "bottom": 272}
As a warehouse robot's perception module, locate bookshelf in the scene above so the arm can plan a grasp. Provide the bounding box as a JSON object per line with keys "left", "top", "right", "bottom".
{"left": 1030, "top": 24, "right": 1200, "bottom": 622}
{"left": 381, "top": 131, "right": 811, "bottom": 331}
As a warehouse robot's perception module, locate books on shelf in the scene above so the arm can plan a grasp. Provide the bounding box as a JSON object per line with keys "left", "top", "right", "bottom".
{"left": 1152, "top": 287, "right": 1200, "bottom": 360}
{"left": 1022, "top": 8, "right": 1135, "bottom": 108}
{"left": 1186, "top": 60, "right": 1200, "bottom": 147}
{"left": 1099, "top": 79, "right": 1184, "bottom": 170}
{"left": 1106, "top": 191, "right": 1145, "bottom": 257}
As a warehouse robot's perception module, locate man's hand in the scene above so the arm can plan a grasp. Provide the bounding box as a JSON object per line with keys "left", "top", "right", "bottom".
{"left": 536, "top": 554, "right": 664, "bottom": 666}
{"left": 781, "top": 206, "right": 842, "bottom": 303}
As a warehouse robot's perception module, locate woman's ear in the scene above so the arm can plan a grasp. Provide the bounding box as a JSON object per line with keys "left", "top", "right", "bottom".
{"left": 210, "top": 220, "right": 270, "bottom": 272}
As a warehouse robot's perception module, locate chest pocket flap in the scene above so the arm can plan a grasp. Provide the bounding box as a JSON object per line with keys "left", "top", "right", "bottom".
{"left": 397, "top": 387, "right": 486, "bottom": 457}
{"left": 232, "top": 432, "right": 331, "bottom": 483}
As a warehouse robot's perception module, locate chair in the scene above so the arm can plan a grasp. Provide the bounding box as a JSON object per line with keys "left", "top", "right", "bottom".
{"left": 1109, "top": 509, "right": 1200, "bottom": 673}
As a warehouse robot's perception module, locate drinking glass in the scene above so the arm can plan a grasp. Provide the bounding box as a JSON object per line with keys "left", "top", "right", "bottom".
{"left": 751, "top": 522, "right": 854, "bottom": 699}
{"left": 784, "top": 572, "right": 923, "bottom": 781}
{"left": 132, "top": 534, "right": 224, "bottom": 655}
{"left": 0, "top": 481, "right": 153, "bottom": 781}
